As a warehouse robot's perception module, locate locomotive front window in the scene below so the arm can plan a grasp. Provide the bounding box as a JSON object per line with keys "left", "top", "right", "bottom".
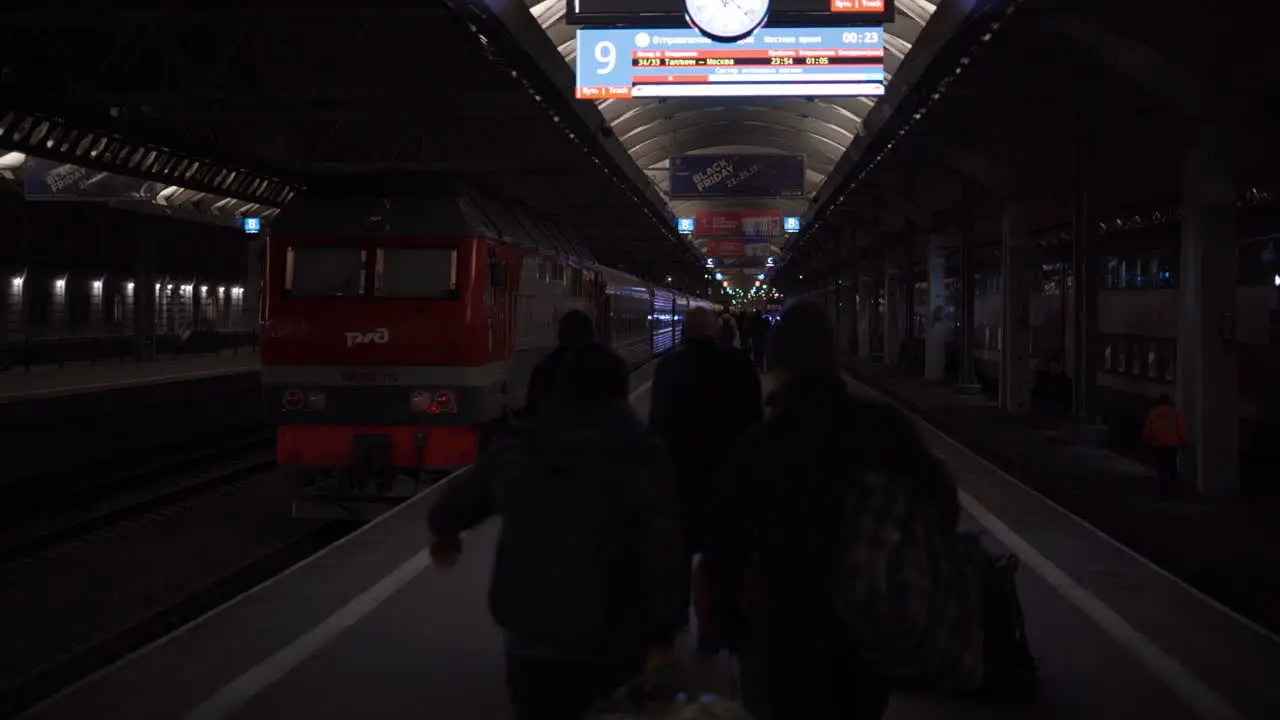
{"left": 374, "top": 247, "right": 458, "bottom": 299}
{"left": 284, "top": 247, "right": 367, "bottom": 298}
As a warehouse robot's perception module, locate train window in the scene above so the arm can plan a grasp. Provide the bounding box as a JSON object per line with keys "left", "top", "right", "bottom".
{"left": 568, "top": 267, "right": 583, "bottom": 297}
{"left": 284, "top": 246, "right": 366, "bottom": 297}
{"left": 374, "top": 247, "right": 458, "bottom": 299}
{"left": 1240, "top": 237, "right": 1278, "bottom": 287}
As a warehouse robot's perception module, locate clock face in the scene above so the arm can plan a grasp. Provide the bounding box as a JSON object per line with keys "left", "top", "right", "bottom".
{"left": 686, "top": 0, "right": 770, "bottom": 42}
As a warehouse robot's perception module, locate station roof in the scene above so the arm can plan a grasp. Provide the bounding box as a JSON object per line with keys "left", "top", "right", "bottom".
{"left": 525, "top": 0, "right": 944, "bottom": 221}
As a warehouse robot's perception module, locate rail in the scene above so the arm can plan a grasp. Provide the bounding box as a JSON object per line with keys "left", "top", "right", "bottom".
{"left": 0, "top": 330, "right": 259, "bottom": 371}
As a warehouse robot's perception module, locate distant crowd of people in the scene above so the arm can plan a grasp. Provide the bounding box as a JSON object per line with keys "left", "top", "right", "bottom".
{"left": 426, "top": 302, "right": 964, "bottom": 719}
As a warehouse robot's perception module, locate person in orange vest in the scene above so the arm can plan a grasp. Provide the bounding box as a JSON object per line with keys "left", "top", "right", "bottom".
{"left": 1142, "top": 394, "right": 1189, "bottom": 500}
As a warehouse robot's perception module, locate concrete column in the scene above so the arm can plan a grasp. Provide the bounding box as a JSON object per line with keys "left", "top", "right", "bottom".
{"left": 838, "top": 271, "right": 858, "bottom": 355}
{"left": 1177, "top": 125, "right": 1238, "bottom": 497}
{"left": 924, "top": 233, "right": 947, "bottom": 381}
{"left": 956, "top": 216, "right": 980, "bottom": 389}
{"left": 857, "top": 268, "right": 874, "bottom": 360}
{"left": 134, "top": 234, "right": 156, "bottom": 360}
{"left": 245, "top": 233, "right": 265, "bottom": 332}
{"left": 1001, "top": 202, "right": 1033, "bottom": 414}
{"left": 1071, "top": 106, "right": 1102, "bottom": 424}
{"left": 884, "top": 249, "right": 903, "bottom": 366}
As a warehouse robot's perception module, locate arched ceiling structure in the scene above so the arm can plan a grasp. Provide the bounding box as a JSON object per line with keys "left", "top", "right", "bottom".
{"left": 524, "top": 0, "right": 943, "bottom": 232}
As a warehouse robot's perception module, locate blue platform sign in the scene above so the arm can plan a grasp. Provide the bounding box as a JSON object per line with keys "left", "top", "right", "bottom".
{"left": 243, "top": 217, "right": 262, "bottom": 234}
{"left": 670, "top": 154, "right": 806, "bottom": 199}
{"left": 677, "top": 217, "right": 696, "bottom": 233}
{"left": 784, "top": 216, "right": 802, "bottom": 232}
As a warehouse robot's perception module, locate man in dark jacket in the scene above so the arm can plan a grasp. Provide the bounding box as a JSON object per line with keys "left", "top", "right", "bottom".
{"left": 524, "top": 309, "right": 594, "bottom": 415}
{"left": 649, "top": 307, "right": 763, "bottom": 560}
{"left": 701, "top": 301, "right": 958, "bottom": 720}
{"left": 427, "top": 343, "right": 686, "bottom": 719}
{"left": 749, "top": 309, "right": 771, "bottom": 372}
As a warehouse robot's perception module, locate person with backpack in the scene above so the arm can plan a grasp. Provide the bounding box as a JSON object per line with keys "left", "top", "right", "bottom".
{"left": 699, "top": 301, "right": 960, "bottom": 719}
{"left": 426, "top": 343, "right": 687, "bottom": 719}
{"left": 649, "top": 307, "right": 763, "bottom": 649}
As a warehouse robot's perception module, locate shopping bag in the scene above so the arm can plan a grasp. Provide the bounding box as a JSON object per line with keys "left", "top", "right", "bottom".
{"left": 586, "top": 662, "right": 753, "bottom": 720}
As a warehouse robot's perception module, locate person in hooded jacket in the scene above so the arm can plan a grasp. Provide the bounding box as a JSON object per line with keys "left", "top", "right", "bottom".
{"left": 649, "top": 308, "right": 763, "bottom": 557}
{"left": 700, "top": 301, "right": 958, "bottom": 720}
{"left": 427, "top": 343, "right": 686, "bottom": 719}
{"left": 524, "top": 309, "right": 595, "bottom": 416}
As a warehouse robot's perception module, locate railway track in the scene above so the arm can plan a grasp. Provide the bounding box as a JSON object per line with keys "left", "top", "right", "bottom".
{"left": 0, "top": 433, "right": 277, "bottom": 564}
{"left": 0, "top": 437, "right": 360, "bottom": 718}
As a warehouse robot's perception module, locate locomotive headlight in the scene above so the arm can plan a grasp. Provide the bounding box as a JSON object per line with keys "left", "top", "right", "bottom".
{"left": 432, "top": 391, "right": 457, "bottom": 414}
{"left": 283, "top": 389, "right": 325, "bottom": 411}
{"left": 282, "top": 389, "right": 304, "bottom": 410}
{"left": 409, "top": 390, "right": 433, "bottom": 413}
{"left": 409, "top": 390, "right": 457, "bottom": 414}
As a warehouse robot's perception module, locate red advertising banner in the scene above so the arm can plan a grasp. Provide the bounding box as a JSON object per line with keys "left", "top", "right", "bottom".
{"left": 706, "top": 237, "right": 745, "bottom": 257}
{"left": 695, "top": 210, "right": 784, "bottom": 238}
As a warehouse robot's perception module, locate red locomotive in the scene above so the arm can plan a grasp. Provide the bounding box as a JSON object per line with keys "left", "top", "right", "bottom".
{"left": 261, "top": 179, "right": 710, "bottom": 519}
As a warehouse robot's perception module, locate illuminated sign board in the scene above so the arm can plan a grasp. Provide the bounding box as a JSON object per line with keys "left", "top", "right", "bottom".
{"left": 565, "top": 0, "right": 894, "bottom": 27}
{"left": 576, "top": 26, "right": 885, "bottom": 100}
{"left": 243, "top": 217, "right": 262, "bottom": 234}
{"left": 783, "top": 216, "right": 802, "bottom": 232}
{"left": 670, "top": 154, "right": 805, "bottom": 199}
{"left": 677, "top": 217, "right": 696, "bottom": 233}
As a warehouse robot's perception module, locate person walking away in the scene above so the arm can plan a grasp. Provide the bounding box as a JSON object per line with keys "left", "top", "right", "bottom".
{"left": 426, "top": 343, "right": 686, "bottom": 719}
{"left": 524, "top": 309, "right": 594, "bottom": 416}
{"left": 1142, "top": 393, "right": 1188, "bottom": 500}
{"left": 749, "top": 309, "right": 771, "bottom": 373}
{"left": 701, "top": 301, "right": 959, "bottom": 720}
{"left": 718, "top": 313, "right": 740, "bottom": 349}
{"left": 649, "top": 306, "right": 763, "bottom": 648}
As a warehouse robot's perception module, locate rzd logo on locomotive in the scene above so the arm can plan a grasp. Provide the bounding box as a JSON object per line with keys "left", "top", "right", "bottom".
{"left": 344, "top": 328, "right": 390, "bottom": 348}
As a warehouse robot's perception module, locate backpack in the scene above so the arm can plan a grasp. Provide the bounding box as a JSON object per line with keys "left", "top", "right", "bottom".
{"left": 487, "top": 422, "right": 638, "bottom": 644}
{"left": 832, "top": 468, "right": 985, "bottom": 691}
{"left": 958, "top": 533, "right": 1039, "bottom": 697}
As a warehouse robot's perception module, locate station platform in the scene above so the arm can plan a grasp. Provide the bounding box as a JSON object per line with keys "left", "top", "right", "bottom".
{"left": 22, "top": 375, "right": 1280, "bottom": 720}
{"left": 844, "top": 358, "right": 1280, "bottom": 638}
{"left": 0, "top": 352, "right": 260, "bottom": 403}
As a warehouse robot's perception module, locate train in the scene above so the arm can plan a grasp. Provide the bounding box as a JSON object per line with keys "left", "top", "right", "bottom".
{"left": 964, "top": 234, "right": 1278, "bottom": 450}
{"left": 797, "top": 223, "right": 1279, "bottom": 455}
{"left": 259, "top": 179, "right": 713, "bottom": 519}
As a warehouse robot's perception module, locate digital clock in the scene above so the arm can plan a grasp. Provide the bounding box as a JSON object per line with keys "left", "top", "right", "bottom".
{"left": 840, "top": 29, "right": 882, "bottom": 43}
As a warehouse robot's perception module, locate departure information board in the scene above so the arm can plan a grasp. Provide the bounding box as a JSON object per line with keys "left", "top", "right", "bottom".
{"left": 575, "top": 26, "right": 885, "bottom": 99}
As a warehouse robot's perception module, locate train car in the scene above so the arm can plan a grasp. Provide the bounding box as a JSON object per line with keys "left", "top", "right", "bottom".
{"left": 965, "top": 230, "right": 1279, "bottom": 452}
{"left": 261, "top": 179, "right": 698, "bottom": 519}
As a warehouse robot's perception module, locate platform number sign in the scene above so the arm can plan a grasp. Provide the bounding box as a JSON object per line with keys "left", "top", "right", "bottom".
{"left": 783, "top": 216, "right": 801, "bottom": 232}
{"left": 677, "top": 217, "right": 695, "bottom": 233}
{"left": 243, "top": 217, "right": 262, "bottom": 234}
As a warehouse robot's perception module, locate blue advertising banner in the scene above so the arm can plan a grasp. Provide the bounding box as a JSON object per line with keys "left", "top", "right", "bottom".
{"left": 670, "top": 154, "right": 805, "bottom": 199}
{"left": 23, "top": 157, "right": 165, "bottom": 201}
